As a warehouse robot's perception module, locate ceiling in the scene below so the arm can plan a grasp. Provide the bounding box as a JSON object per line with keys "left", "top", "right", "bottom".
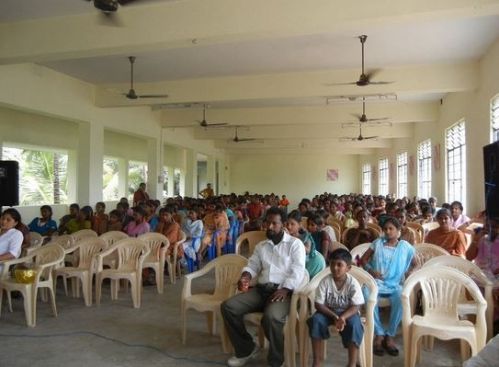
{"left": 1, "top": 0, "right": 499, "bottom": 154}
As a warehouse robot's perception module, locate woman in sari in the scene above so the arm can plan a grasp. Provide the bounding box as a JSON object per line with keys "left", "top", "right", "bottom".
{"left": 360, "top": 217, "right": 417, "bottom": 357}
{"left": 425, "top": 208, "right": 467, "bottom": 257}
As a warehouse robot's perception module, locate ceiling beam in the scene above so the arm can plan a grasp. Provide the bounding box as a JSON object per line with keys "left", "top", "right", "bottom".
{"left": 97, "top": 62, "right": 477, "bottom": 107}
{"left": 1, "top": 0, "right": 498, "bottom": 64}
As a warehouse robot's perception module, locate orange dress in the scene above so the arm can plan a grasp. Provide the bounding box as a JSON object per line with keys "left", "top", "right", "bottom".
{"left": 425, "top": 227, "right": 467, "bottom": 257}
{"left": 156, "top": 222, "right": 183, "bottom": 257}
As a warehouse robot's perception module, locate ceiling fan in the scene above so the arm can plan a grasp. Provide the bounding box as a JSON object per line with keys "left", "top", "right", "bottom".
{"left": 84, "top": 0, "right": 138, "bottom": 25}
{"left": 229, "top": 127, "right": 261, "bottom": 143}
{"left": 342, "top": 97, "right": 390, "bottom": 128}
{"left": 163, "top": 104, "right": 228, "bottom": 128}
{"left": 122, "top": 56, "right": 169, "bottom": 100}
{"left": 326, "top": 35, "right": 393, "bottom": 87}
{"left": 340, "top": 124, "right": 378, "bottom": 142}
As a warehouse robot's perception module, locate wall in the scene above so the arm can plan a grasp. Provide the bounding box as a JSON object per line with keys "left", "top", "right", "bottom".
{"left": 104, "top": 130, "right": 148, "bottom": 162}
{"left": 359, "top": 37, "right": 499, "bottom": 214}
{"left": 230, "top": 153, "right": 359, "bottom": 207}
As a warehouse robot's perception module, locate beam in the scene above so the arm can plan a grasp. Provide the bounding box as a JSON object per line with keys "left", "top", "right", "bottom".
{"left": 98, "top": 62, "right": 477, "bottom": 107}
{"left": 1, "top": 0, "right": 498, "bottom": 64}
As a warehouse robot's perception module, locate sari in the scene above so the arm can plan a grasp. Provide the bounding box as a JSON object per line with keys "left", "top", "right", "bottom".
{"left": 425, "top": 227, "right": 466, "bottom": 257}
{"left": 299, "top": 230, "right": 325, "bottom": 279}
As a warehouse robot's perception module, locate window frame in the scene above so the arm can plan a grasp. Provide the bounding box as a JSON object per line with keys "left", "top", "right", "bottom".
{"left": 491, "top": 94, "right": 499, "bottom": 143}
{"left": 445, "top": 120, "right": 466, "bottom": 208}
{"left": 362, "top": 163, "right": 371, "bottom": 195}
{"left": 378, "top": 158, "right": 389, "bottom": 196}
{"left": 417, "top": 139, "right": 432, "bottom": 199}
{"left": 396, "top": 152, "right": 408, "bottom": 198}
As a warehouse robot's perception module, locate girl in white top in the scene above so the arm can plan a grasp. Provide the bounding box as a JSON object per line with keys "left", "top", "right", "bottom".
{"left": 182, "top": 208, "right": 204, "bottom": 260}
{"left": 0, "top": 208, "right": 24, "bottom": 273}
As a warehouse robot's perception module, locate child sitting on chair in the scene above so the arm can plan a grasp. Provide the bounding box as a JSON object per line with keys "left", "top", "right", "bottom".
{"left": 307, "top": 249, "right": 364, "bottom": 367}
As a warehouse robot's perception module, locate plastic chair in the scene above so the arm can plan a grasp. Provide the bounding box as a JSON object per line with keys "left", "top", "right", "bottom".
{"left": 402, "top": 267, "right": 487, "bottom": 367}
{"left": 25, "top": 232, "right": 45, "bottom": 255}
{"left": 414, "top": 243, "right": 450, "bottom": 267}
{"left": 421, "top": 221, "right": 440, "bottom": 235}
{"left": 298, "top": 266, "right": 378, "bottom": 367}
{"left": 367, "top": 222, "right": 382, "bottom": 236}
{"left": 71, "top": 229, "right": 98, "bottom": 243}
{"left": 300, "top": 217, "right": 308, "bottom": 229}
{"left": 0, "top": 244, "right": 65, "bottom": 327}
{"left": 54, "top": 237, "right": 106, "bottom": 306}
{"left": 241, "top": 273, "right": 310, "bottom": 367}
{"left": 406, "top": 222, "right": 424, "bottom": 244}
{"left": 350, "top": 243, "right": 372, "bottom": 262}
{"left": 99, "top": 231, "right": 129, "bottom": 268}
{"left": 95, "top": 238, "right": 150, "bottom": 308}
{"left": 423, "top": 256, "right": 494, "bottom": 341}
{"left": 331, "top": 241, "right": 349, "bottom": 252}
{"left": 138, "top": 232, "right": 170, "bottom": 294}
{"left": 235, "top": 231, "right": 267, "bottom": 257}
{"left": 171, "top": 230, "right": 187, "bottom": 283}
{"left": 181, "top": 254, "right": 247, "bottom": 348}
{"left": 223, "top": 219, "right": 239, "bottom": 254}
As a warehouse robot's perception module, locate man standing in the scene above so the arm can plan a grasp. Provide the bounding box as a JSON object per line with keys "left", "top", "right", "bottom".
{"left": 221, "top": 207, "right": 306, "bottom": 367}
{"left": 133, "top": 182, "right": 150, "bottom": 206}
{"left": 199, "top": 183, "right": 215, "bottom": 198}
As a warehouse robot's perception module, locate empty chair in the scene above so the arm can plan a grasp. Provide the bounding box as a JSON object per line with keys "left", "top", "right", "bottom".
{"left": 423, "top": 255, "right": 495, "bottom": 341}
{"left": 298, "top": 266, "right": 378, "bottom": 367}
{"left": 99, "top": 231, "right": 128, "bottom": 268}
{"left": 71, "top": 229, "right": 98, "bottom": 243}
{"left": 235, "top": 231, "right": 267, "bottom": 256}
{"left": 406, "top": 222, "right": 424, "bottom": 244}
{"left": 138, "top": 232, "right": 170, "bottom": 294}
{"left": 54, "top": 237, "right": 106, "bottom": 306}
{"left": 181, "top": 254, "right": 247, "bottom": 348}
{"left": 95, "top": 238, "right": 150, "bottom": 308}
{"left": 402, "top": 267, "right": 487, "bottom": 367}
{"left": 0, "top": 244, "right": 64, "bottom": 327}
{"left": 25, "top": 232, "right": 46, "bottom": 255}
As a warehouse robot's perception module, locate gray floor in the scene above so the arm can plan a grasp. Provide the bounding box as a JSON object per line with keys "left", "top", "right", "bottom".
{"left": 0, "top": 271, "right": 464, "bottom": 367}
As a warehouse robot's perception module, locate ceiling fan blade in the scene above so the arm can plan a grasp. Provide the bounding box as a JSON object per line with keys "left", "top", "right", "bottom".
{"left": 366, "top": 117, "right": 389, "bottom": 122}
{"left": 367, "top": 81, "right": 394, "bottom": 85}
{"left": 351, "top": 113, "right": 363, "bottom": 120}
{"left": 363, "top": 136, "right": 378, "bottom": 140}
{"left": 324, "top": 82, "right": 357, "bottom": 87}
{"left": 341, "top": 122, "right": 358, "bottom": 128}
{"left": 138, "top": 94, "right": 169, "bottom": 99}
{"left": 163, "top": 124, "right": 197, "bottom": 128}
{"left": 339, "top": 137, "right": 357, "bottom": 142}
{"left": 118, "top": 0, "right": 139, "bottom": 5}
{"left": 203, "top": 123, "right": 228, "bottom": 127}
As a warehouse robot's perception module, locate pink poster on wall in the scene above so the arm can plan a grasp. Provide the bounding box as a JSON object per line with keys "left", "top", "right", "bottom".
{"left": 326, "top": 169, "right": 339, "bottom": 181}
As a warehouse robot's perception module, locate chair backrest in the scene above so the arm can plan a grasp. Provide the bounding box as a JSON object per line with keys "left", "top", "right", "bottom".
{"left": 100, "top": 231, "right": 129, "bottom": 249}
{"left": 422, "top": 255, "right": 492, "bottom": 287}
{"left": 403, "top": 266, "right": 486, "bottom": 322}
{"left": 32, "top": 244, "right": 65, "bottom": 281}
{"left": 46, "top": 234, "right": 74, "bottom": 250}
{"left": 71, "top": 229, "right": 98, "bottom": 244}
{"left": 235, "top": 231, "right": 267, "bottom": 256}
{"left": 199, "top": 254, "right": 247, "bottom": 298}
{"left": 350, "top": 243, "right": 372, "bottom": 262}
{"left": 300, "top": 217, "right": 308, "bottom": 229}
{"left": 75, "top": 237, "right": 106, "bottom": 269}
{"left": 414, "top": 243, "right": 450, "bottom": 267}
{"left": 406, "top": 222, "right": 424, "bottom": 243}
{"left": 421, "top": 221, "right": 440, "bottom": 233}
{"left": 138, "top": 232, "right": 170, "bottom": 260}
{"left": 331, "top": 241, "right": 349, "bottom": 252}
{"left": 29, "top": 232, "right": 44, "bottom": 248}
{"left": 367, "top": 222, "right": 382, "bottom": 235}
{"left": 112, "top": 238, "right": 150, "bottom": 270}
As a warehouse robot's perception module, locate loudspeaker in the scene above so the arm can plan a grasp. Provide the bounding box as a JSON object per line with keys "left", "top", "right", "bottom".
{"left": 0, "top": 160, "right": 19, "bottom": 207}
{"left": 483, "top": 141, "right": 499, "bottom": 219}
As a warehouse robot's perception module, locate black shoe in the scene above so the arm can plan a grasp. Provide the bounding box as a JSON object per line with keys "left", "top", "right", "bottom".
{"left": 382, "top": 338, "right": 399, "bottom": 356}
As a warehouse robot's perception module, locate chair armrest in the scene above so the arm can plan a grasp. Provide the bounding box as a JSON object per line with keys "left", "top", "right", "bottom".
{"left": 0, "top": 254, "right": 35, "bottom": 278}
{"left": 95, "top": 244, "right": 119, "bottom": 271}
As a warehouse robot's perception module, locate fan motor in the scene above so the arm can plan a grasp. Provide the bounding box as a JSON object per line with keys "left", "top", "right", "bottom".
{"left": 93, "top": 0, "right": 119, "bottom": 13}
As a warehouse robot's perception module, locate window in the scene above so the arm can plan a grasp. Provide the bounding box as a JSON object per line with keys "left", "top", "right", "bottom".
{"left": 492, "top": 95, "right": 499, "bottom": 142}
{"left": 362, "top": 164, "right": 371, "bottom": 195}
{"left": 417, "top": 140, "right": 432, "bottom": 199}
{"left": 378, "top": 158, "right": 389, "bottom": 195}
{"left": 103, "top": 157, "right": 119, "bottom": 201}
{"left": 397, "top": 152, "right": 408, "bottom": 198}
{"left": 128, "top": 161, "right": 148, "bottom": 199}
{"left": 173, "top": 168, "right": 181, "bottom": 196}
{"left": 446, "top": 120, "right": 466, "bottom": 206}
{"left": 2, "top": 146, "right": 68, "bottom": 206}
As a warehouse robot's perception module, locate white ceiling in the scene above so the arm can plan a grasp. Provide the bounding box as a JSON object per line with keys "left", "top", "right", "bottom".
{"left": 1, "top": 1, "right": 498, "bottom": 153}
{"left": 40, "top": 15, "right": 499, "bottom": 84}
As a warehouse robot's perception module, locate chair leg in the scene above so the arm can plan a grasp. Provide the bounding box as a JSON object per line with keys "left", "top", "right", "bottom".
{"left": 460, "top": 339, "right": 471, "bottom": 361}
{"left": 95, "top": 274, "right": 102, "bottom": 306}
{"left": 409, "top": 334, "right": 420, "bottom": 367}
{"left": 156, "top": 267, "right": 163, "bottom": 294}
{"left": 25, "top": 286, "right": 35, "bottom": 327}
{"left": 358, "top": 338, "right": 366, "bottom": 367}
{"left": 206, "top": 311, "right": 215, "bottom": 335}
{"left": 130, "top": 277, "right": 139, "bottom": 308}
{"left": 111, "top": 280, "right": 119, "bottom": 300}
{"left": 7, "top": 290, "right": 13, "bottom": 313}
{"left": 47, "top": 286, "right": 58, "bottom": 317}
{"left": 81, "top": 276, "right": 91, "bottom": 307}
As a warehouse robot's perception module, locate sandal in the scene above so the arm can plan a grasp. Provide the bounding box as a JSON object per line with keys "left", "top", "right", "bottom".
{"left": 382, "top": 338, "right": 399, "bottom": 357}
{"left": 373, "top": 337, "right": 385, "bottom": 356}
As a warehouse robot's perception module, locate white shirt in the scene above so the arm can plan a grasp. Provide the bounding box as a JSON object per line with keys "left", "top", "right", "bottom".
{"left": 315, "top": 273, "right": 364, "bottom": 315}
{"left": 323, "top": 225, "right": 337, "bottom": 242}
{"left": 0, "top": 228, "right": 23, "bottom": 273}
{"left": 243, "top": 232, "right": 306, "bottom": 291}
{"left": 183, "top": 219, "right": 204, "bottom": 238}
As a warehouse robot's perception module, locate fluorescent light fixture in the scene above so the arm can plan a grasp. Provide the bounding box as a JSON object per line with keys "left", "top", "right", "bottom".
{"left": 326, "top": 93, "right": 397, "bottom": 104}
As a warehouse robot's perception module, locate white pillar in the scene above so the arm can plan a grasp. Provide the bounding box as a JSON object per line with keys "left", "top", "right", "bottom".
{"left": 207, "top": 155, "right": 215, "bottom": 193}
{"left": 184, "top": 149, "right": 197, "bottom": 197}
{"left": 117, "top": 157, "right": 127, "bottom": 199}
{"left": 166, "top": 165, "right": 174, "bottom": 198}
{"left": 77, "top": 121, "right": 104, "bottom": 205}
{"left": 147, "top": 137, "right": 161, "bottom": 200}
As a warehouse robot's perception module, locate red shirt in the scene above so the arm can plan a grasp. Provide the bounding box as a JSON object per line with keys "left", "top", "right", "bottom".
{"left": 247, "top": 203, "right": 263, "bottom": 220}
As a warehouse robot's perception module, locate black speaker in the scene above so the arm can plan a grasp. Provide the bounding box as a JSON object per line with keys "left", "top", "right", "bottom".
{"left": 483, "top": 141, "right": 499, "bottom": 219}
{"left": 0, "top": 160, "right": 19, "bottom": 207}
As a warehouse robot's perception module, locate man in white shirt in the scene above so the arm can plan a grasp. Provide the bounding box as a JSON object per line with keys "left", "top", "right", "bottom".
{"left": 221, "top": 207, "right": 306, "bottom": 367}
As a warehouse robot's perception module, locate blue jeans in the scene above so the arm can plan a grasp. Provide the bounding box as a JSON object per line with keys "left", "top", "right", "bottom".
{"left": 307, "top": 312, "right": 364, "bottom": 348}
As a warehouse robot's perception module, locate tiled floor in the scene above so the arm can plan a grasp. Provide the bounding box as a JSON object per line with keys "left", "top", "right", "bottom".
{"left": 0, "top": 271, "right": 465, "bottom": 367}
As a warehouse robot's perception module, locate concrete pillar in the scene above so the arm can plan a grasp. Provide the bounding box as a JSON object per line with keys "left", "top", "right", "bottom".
{"left": 206, "top": 155, "right": 215, "bottom": 193}
{"left": 184, "top": 149, "right": 197, "bottom": 197}
{"left": 167, "top": 165, "right": 174, "bottom": 198}
{"left": 77, "top": 122, "right": 104, "bottom": 205}
{"left": 67, "top": 150, "right": 78, "bottom": 203}
{"left": 147, "top": 137, "right": 161, "bottom": 200}
{"left": 117, "top": 157, "right": 127, "bottom": 199}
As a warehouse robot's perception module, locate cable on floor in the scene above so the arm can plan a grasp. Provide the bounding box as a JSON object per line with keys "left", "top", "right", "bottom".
{"left": 0, "top": 330, "right": 226, "bottom": 365}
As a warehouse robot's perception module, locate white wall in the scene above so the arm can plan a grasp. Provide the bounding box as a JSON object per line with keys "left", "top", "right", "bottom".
{"left": 230, "top": 153, "right": 360, "bottom": 206}
{"left": 359, "top": 37, "right": 499, "bottom": 215}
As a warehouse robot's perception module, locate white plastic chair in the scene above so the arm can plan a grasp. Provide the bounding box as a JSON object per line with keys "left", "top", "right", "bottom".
{"left": 181, "top": 254, "right": 247, "bottom": 348}
{"left": 0, "top": 244, "right": 65, "bottom": 327}
{"left": 171, "top": 230, "right": 187, "bottom": 284}
{"left": 70, "top": 229, "right": 98, "bottom": 243}
{"left": 350, "top": 242, "right": 372, "bottom": 262}
{"left": 406, "top": 222, "right": 424, "bottom": 244}
{"left": 25, "top": 232, "right": 46, "bottom": 255}
{"left": 402, "top": 267, "right": 487, "bottom": 367}
{"left": 235, "top": 231, "right": 267, "bottom": 257}
{"left": 54, "top": 237, "right": 106, "bottom": 306}
{"left": 99, "top": 231, "right": 129, "bottom": 268}
{"left": 423, "top": 256, "right": 495, "bottom": 341}
{"left": 298, "top": 266, "right": 378, "bottom": 367}
{"left": 138, "top": 232, "right": 170, "bottom": 294}
{"left": 95, "top": 238, "right": 150, "bottom": 308}
{"left": 414, "top": 243, "right": 450, "bottom": 267}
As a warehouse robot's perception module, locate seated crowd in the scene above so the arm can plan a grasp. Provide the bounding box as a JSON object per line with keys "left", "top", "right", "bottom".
{"left": 0, "top": 188, "right": 497, "bottom": 367}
